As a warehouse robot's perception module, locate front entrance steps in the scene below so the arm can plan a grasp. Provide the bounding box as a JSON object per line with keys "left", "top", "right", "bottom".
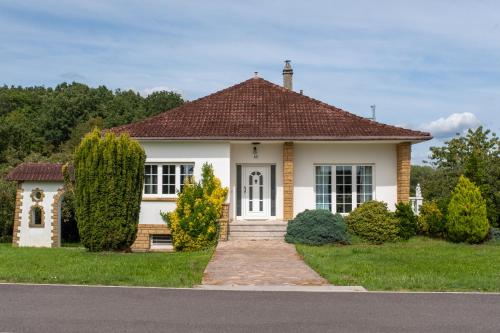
{"left": 229, "top": 220, "right": 287, "bottom": 240}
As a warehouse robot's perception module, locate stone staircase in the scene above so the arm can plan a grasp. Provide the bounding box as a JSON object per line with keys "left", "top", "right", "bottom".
{"left": 229, "top": 220, "right": 288, "bottom": 240}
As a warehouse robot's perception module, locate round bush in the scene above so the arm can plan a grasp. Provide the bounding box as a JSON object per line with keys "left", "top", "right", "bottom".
{"left": 395, "top": 202, "right": 418, "bottom": 240}
{"left": 417, "top": 201, "right": 445, "bottom": 238}
{"left": 346, "top": 201, "right": 400, "bottom": 244}
{"left": 446, "top": 176, "right": 489, "bottom": 244}
{"left": 285, "top": 209, "right": 349, "bottom": 245}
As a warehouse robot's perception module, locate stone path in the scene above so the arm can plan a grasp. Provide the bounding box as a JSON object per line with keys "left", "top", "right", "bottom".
{"left": 202, "top": 240, "right": 329, "bottom": 286}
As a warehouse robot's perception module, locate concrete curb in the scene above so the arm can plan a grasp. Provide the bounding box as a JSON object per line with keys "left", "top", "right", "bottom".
{"left": 195, "top": 284, "right": 367, "bottom": 292}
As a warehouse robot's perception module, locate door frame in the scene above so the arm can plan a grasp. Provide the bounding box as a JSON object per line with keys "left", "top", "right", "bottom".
{"left": 241, "top": 164, "right": 271, "bottom": 220}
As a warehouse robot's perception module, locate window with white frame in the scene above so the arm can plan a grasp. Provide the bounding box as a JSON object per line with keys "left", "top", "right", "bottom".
{"left": 144, "top": 165, "right": 158, "bottom": 194}
{"left": 336, "top": 166, "right": 353, "bottom": 213}
{"left": 180, "top": 164, "right": 194, "bottom": 191}
{"left": 356, "top": 165, "right": 373, "bottom": 206}
{"left": 144, "top": 163, "right": 194, "bottom": 196}
{"left": 315, "top": 165, "right": 374, "bottom": 213}
{"left": 315, "top": 166, "right": 332, "bottom": 211}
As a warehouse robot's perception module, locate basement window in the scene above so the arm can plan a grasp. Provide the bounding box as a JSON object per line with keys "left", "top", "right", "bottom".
{"left": 150, "top": 235, "right": 173, "bottom": 250}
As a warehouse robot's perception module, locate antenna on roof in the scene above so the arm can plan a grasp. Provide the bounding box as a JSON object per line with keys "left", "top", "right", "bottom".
{"left": 370, "top": 104, "right": 376, "bottom": 121}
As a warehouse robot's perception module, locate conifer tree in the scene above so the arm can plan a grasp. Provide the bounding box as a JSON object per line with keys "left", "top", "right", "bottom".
{"left": 446, "top": 175, "right": 489, "bottom": 243}
{"left": 74, "top": 129, "right": 145, "bottom": 251}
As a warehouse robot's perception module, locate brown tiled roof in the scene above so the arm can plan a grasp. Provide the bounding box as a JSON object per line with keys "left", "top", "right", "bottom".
{"left": 111, "top": 77, "right": 432, "bottom": 141}
{"left": 5, "top": 163, "right": 64, "bottom": 182}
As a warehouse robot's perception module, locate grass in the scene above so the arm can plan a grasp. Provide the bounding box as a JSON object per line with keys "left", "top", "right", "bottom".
{"left": 0, "top": 244, "right": 213, "bottom": 287}
{"left": 296, "top": 237, "right": 500, "bottom": 292}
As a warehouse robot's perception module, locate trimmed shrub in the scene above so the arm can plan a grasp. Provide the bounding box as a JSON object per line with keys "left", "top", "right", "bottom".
{"left": 74, "top": 129, "right": 145, "bottom": 251}
{"left": 417, "top": 201, "right": 445, "bottom": 238}
{"left": 346, "top": 201, "right": 400, "bottom": 244}
{"left": 395, "top": 202, "right": 418, "bottom": 240}
{"left": 446, "top": 175, "right": 489, "bottom": 244}
{"left": 285, "top": 209, "right": 349, "bottom": 245}
{"left": 162, "top": 163, "right": 228, "bottom": 251}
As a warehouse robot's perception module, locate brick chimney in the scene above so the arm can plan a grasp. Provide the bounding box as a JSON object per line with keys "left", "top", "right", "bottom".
{"left": 283, "top": 60, "right": 293, "bottom": 90}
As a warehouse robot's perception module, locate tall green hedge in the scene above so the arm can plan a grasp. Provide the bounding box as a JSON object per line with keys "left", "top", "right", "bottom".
{"left": 74, "top": 129, "right": 145, "bottom": 251}
{"left": 446, "top": 175, "right": 489, "bottom": 244}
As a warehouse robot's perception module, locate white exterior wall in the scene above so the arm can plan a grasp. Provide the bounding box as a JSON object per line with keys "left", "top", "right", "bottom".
{"left": 139, "top": 141, "right": 231, "bottom": 224}
{"left": 230, "top": 142, "right": 284, "bottom": 219}
{"left": 18, "top": 181, "right": 63, "bottom": 247}
{"left": 294, "top": 142, "right": 398, "bottom": 214}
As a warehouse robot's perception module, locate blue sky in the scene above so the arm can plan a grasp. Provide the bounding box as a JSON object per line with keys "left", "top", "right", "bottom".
{"left": 1, "top": 0, "right": 499, "bottom": 163}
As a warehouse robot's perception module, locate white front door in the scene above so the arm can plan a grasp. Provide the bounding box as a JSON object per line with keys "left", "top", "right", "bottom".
{"left": 242, "top": 165, "right": 270, "bottom": 219}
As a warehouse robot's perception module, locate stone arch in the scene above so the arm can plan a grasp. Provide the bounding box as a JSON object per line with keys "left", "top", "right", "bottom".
{"left": 51, "top": 188, "right": 65, "bottom": 247}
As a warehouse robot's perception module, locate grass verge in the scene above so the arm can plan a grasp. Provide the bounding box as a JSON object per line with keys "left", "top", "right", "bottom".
{"left": 0, "top": 244, "right": 213, "bottom": 288}
{"left": 296, "top": 237, "right": 500, "bottom": 291}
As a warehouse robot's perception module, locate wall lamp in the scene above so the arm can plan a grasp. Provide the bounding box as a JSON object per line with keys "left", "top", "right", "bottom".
{"left": 252, "top": 142, "right": 260, "bottom": 159}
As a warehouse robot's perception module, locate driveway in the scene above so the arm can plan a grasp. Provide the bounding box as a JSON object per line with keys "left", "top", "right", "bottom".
{"left": 1, "top": 284, "right": 499, "bottom": 332}
{"left": 202, "top": 240, "right": 328, "bottom": 285}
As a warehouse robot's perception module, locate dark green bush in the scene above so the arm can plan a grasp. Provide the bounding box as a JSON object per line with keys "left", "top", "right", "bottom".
{"left": 345, "top": 201, "right": 400, "bottom": 244}
{"left": 395, "top": 202, "right": 418, "bottom": 240}
{"left": 446, "top": 175, "right": 489, "bottom": 244}
{"left": 285, "top": 209, "right": 349, "bottom": 245}
{"left": 417, "top": 201, "right": 445, "bottom": 238}
{"left": 74, "top": 129, "right": 146, "bottom": 251}
{"left": 489, "top": 227, "right": 500, "bottom": 241}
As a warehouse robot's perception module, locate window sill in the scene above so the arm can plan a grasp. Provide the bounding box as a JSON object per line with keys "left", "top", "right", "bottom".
{"left": 29, "top": 224, "right": 45, "bottom": 228}
{"left": 142, "top": 197, "right": 177, "bottom": 202}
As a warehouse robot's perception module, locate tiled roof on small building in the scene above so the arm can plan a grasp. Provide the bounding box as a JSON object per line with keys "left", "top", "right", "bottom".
{"left": 5, "top": 163, "right": 64, "bottom": 182}
{"left": 111, "top": 77, "right": 432, "bottom": 141}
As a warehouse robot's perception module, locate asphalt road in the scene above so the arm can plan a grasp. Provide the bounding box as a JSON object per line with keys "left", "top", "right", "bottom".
{"left": 1, "top": 284, "right": 499, "bottom": 333}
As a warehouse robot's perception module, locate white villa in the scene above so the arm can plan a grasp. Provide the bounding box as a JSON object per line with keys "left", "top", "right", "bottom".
{"left": 6, "top": 61, "right": 431, "bottom": 250}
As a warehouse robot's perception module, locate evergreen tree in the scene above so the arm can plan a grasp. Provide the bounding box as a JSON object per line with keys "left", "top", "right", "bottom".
{"left": 446, "top": 175, "right": 489, "bottom": 244}
{"left": 74, "top": 129, "right": 145, "bottom": 251}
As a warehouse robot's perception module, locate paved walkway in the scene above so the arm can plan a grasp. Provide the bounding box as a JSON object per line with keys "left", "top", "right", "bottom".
{"left": 202, "top": 240, "right": 329, "bottom": 286}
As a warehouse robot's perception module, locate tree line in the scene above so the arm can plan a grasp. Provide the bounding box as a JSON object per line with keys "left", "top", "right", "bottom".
{"left": 0, "top": 82, "right": 184, "bottom": 241}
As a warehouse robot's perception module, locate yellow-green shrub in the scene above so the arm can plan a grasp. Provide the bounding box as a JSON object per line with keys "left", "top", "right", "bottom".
{"left": 418, "top": 201, "right": 445, "bottom": 238}
{"left": 446, "top": 175, "right": 489, "bottom": 243}
{"left": 161, "top": 163, "right": 228, "bottom": 251}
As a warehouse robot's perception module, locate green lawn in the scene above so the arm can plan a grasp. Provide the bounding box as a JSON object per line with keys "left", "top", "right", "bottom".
{"left": 296, "top": 237, "right": 500, "bottom": 292}
{"left": 0, "top": 244, "right": 213, "bottom": 287}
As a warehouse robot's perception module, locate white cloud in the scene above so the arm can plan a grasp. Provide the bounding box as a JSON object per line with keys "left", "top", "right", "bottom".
{"left": 419, "top": 112, "right": 481, "bottom": 138}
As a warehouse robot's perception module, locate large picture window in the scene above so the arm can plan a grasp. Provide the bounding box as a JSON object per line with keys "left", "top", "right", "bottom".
{"left": 144, "top": 163, "right": 194, "bottom": 196}
{"left": 315, "top": 164, "right": 373, "bottom": 213}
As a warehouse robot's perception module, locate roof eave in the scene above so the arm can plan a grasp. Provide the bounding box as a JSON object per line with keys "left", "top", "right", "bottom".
{"left": 132, "top": 135, "right": 433, "bottom": 142}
